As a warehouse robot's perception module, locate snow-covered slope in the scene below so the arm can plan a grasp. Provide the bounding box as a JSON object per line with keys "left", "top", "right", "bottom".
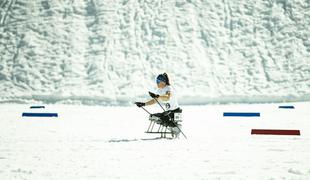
{"left": 0, "top": 0, "right": 309, "bottom": 105}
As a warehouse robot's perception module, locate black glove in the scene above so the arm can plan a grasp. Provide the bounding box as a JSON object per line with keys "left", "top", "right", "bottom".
{"left": 135, "top": 102, "right": 145, "bottom": 107}
{"left": 148, "top": 91, "right": 160, "bottom": 98}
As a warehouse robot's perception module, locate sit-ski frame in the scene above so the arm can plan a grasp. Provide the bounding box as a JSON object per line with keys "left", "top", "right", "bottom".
{"left": 139, "top": 97, "right": 187, "bottom": 139}
{"left": 145, "top": 117, "right": 175, "bottom": 138}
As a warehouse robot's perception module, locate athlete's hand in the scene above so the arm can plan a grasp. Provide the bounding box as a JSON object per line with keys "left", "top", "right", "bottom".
{"left": 135, "top": 102, "right": 145, "bottom": 107}
{"left": 148, "top": 91, "right": 160, "bottom": 99}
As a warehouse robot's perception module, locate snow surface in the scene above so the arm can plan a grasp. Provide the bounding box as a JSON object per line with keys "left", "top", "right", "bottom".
{"left": 0, "top": 102, "right": 310, "bottom": 179}
{"left": 0, "top": 0, "right": 310, "bottom": 105}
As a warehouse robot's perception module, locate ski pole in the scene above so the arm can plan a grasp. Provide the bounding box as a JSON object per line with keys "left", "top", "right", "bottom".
{"left": 141, "top": 106, "right": 152, "bottom": 115}
{"left": 154, "top": 98, "right": 166, "bottom": 112}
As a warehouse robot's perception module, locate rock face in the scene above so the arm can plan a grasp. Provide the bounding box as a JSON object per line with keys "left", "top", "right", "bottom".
{"left": 0, "top": 0, "right": 309, "bottom": 105}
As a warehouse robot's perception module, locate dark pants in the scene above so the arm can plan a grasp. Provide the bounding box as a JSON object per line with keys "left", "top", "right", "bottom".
{"left": 151, "top": 108, "right": 182, "bottom": 127}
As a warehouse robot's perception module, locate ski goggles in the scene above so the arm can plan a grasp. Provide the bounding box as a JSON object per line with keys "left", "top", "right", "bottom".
{"left": 156, "top": 75, "right": 166, "bottom": 84}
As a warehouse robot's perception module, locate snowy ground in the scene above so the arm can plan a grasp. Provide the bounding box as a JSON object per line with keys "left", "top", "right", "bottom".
{"left": 1, "top": 102, "right": 310, "bottom": 180}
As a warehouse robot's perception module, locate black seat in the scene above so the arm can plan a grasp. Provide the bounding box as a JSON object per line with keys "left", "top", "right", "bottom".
{"left": 171, "top": 107, "right": 182, "bottom": 113}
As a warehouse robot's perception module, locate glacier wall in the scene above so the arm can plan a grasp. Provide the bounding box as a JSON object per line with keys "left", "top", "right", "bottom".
{"left": 0, "top": 0, "right": 309, "bottom": 105}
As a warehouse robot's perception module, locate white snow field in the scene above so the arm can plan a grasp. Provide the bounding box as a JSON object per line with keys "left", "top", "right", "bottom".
{"left": 0, "top": 0, "right": 310, "bottom": 105}
{"left": 1, "top": 0, "right": 310, "bottom": 179}
{"left": 0, "top": 102, "right": 310, "bottom": 180}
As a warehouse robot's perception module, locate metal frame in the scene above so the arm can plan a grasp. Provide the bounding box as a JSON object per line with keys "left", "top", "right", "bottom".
{"left": 139, "top": 97, "right": 186, "bottom": 139}
{"left": 144, "top": 111, "right": 183, "bottom": 138}
{"left": 145, "top": 119, "right": 175, "bottom": 138}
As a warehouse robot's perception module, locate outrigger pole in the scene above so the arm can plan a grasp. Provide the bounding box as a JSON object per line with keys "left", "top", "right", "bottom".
{"left": 141, "top": 106, "right": 151, "bottom": 115}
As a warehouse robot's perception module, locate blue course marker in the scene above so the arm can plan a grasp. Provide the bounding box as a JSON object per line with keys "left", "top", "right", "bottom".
{"left": 223, "top": 112, "right": 260, "bottom": 117}
{"left": 22, "top": 113, "right": 58, "bottom": 117}
{"left": 278, "top": 106, "right": 294, "bottom": 109}
{"left": 30, "top": 106, "right": 45, "bottom": 109}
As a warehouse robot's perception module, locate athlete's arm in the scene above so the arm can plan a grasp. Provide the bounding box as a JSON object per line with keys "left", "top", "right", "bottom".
{"left": 158, "top": 91, "right": 171, "bottom": 101}
{"left": 146, "top": 91, "right": 170, "bottom": 105}
{"left": 145, "top": 99, "right": 156, "bottom": 105}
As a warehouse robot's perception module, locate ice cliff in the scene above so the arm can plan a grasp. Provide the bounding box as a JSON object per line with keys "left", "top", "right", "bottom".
{"left": 0, "top": 0, "right": 309, "bottom": 105}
